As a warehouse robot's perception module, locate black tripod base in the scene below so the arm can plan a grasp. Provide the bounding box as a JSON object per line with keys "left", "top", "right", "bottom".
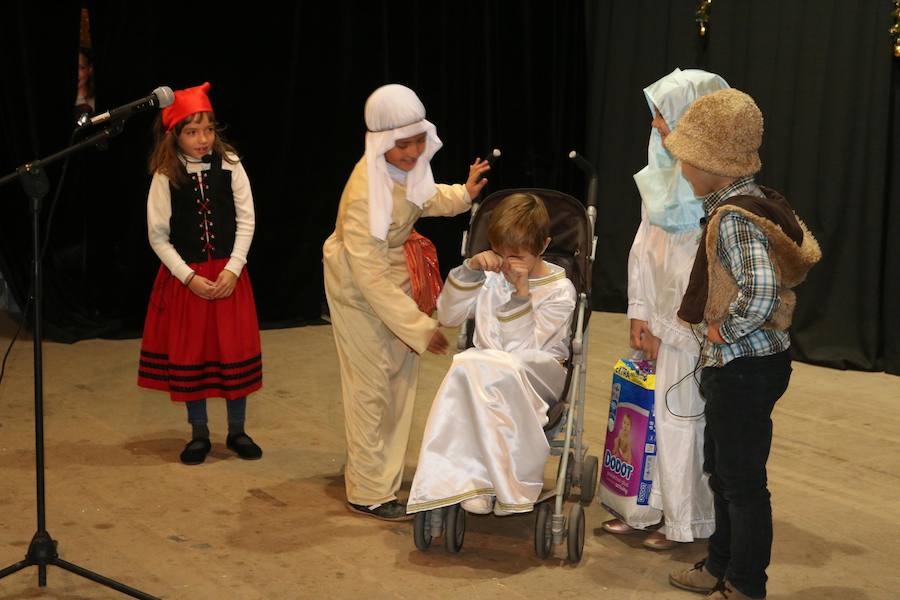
{"left": 0, "top": 530, "right": 160, "bottom": 599}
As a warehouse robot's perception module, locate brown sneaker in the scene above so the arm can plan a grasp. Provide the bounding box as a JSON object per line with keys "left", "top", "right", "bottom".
{"left": 669, "top": 560, "right": 720, "bottom": 594}
{"left": 705, "top": 580, "right": 754, "bottom": 599}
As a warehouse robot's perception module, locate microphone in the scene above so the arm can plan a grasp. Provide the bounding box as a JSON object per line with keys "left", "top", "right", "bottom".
{"left": 81, "top": 86, "right": 175, "bottom": 127}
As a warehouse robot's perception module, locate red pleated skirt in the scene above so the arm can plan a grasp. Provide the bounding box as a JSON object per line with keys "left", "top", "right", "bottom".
{"left": 137, "top": 258, "right": 262, "bottom": 402}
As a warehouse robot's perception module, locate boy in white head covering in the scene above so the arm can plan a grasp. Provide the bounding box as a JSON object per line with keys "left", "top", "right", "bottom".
{"left": 602, "top": 69, "right": 728, "bottom": 549}
{"left": 323, "top": 84, "right": 490, "bottom": 521}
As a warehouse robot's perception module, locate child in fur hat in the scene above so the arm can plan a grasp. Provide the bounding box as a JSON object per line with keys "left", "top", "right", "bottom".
{"left": 665, "top": 89, "right": 821, "bottom": 599}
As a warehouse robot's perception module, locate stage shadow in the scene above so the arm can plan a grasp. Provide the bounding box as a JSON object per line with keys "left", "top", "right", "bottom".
{"left": 771, "top": 519, "right": 868, "bottom": 567}
{"left": 123, "top": 432, "right": 239, "bottom": 464}
{"left": 769, "top": 586, "right": 871, "bottom": 600}
{"left": 591, "top": 524, "right": 707, "bottom": 559}
{"left": 222, "top": 465, "right": 573, "bottom": 580}
{"left": 0, "top": 585, "right": 97, "bottom": 600}
{"left": 1, "top": 434, "right": 184, "bottom": 469}
{"left": 0, "top": 431, "right": 263, "bottom": 474}
{"left": 224, "top": 464, "right": 374, "bottom": 554}
{"left": 399, "top": 510, "right": 567, "bottom": 578}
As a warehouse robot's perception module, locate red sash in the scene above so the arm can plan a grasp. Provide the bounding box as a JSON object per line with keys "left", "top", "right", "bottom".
{"left": 404, "top": 230, "right": 443, "bottom": 316}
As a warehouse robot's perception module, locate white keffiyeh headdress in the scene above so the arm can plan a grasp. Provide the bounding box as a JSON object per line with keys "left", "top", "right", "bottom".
{"left": 364, "top": 84, "right": 442, "bottom": 240}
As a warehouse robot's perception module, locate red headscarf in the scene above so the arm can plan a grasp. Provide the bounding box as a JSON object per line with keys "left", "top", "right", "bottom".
{"left": 162, "top": 82, "right": 213, "bottom": 131}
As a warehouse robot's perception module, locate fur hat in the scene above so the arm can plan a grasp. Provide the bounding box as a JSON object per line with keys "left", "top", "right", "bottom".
{"left": 664, "top": 88, "right": 763, "bottom": 178}
{"left": 162, "top": 82, "right": 213, "bottom": 131}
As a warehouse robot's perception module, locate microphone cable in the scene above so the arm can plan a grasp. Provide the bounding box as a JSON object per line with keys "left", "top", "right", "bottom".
{"left": 662, "top": 322, "right": 708, "bottom": 420}
{"left": 0, "top": 128, "right": 79, "bottom": 394}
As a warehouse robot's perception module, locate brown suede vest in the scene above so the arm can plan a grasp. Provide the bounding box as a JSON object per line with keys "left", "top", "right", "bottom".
{"left": 677, "top": 187, "right": 821, "bottom": 329}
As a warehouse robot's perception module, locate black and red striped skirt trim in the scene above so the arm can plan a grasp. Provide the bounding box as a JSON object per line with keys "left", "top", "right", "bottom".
{"left": 137, "top": 258, "right": 263, "bottom": 402}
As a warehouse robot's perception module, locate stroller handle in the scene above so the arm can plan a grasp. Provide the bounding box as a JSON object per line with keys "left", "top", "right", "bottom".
{"left": 472, "top": 148, "right": 501, "bottom": 201}
{"left": 568, "top": 150, "right": 598, "bottom": 211}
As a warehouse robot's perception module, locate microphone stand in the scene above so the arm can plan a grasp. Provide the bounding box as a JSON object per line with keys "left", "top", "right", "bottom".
{"left": 0, "top": 120, "right": 160, "bottom": 599}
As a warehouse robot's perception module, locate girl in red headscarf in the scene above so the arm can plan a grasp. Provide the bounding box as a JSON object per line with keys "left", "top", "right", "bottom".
{"left": 138, "top": 82, "right": 263, "bottom": 466}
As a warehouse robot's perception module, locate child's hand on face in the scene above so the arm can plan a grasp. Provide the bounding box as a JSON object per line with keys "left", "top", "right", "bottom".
{"left": 211, "top": 269, "right": 238, "bottom": 299}
{"left": 504, "top": 257, "right": 531, "bottom": 297}
{"left": 188, "top": 275, "right": 216, "bottom": 300}
{"left": 464, "top": 158, "right": 491, "bottom": 199}
{"left": 468, "top": 250, "right": 502, "bottom": 272}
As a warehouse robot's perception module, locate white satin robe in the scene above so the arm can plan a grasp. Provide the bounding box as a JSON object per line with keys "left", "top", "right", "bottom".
{"left": 407, "top": 261, "right": 576, "bottom": 514}
{"left": 627, "top": 208, "right": 715, "bottom": 541}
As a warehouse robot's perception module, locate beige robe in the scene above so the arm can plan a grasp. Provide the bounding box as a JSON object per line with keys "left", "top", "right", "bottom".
{"left": 323, "top": 157, "right": 470, "bottom": 505}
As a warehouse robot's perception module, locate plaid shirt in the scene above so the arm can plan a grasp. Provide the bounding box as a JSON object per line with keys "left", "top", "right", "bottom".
{"left": 699, "top": 177, "right": 790, "bottom": 367}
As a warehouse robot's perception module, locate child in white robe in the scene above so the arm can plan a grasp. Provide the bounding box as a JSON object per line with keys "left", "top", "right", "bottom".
{"left": 603, "top": 68, "right": 727, "bottom": 548}
{"left": 407, "top": 192, "right": 576, "bottom": 517}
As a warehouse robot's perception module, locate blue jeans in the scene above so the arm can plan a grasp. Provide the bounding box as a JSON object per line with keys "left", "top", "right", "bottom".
{"left": 185, "top": 397, "right": 247, "bottom": 425}
{"left": 700, "top": 351, "right": 792, "bottom": 599}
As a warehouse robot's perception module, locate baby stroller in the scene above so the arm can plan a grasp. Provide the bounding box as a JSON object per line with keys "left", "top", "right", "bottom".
{"left": 412, "top": 152, "right": 599, "bottom": 563}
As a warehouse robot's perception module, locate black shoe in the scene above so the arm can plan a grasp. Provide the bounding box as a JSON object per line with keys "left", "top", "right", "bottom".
{"left": 226, "top": 432, "right": 263, "bottom": 460}
{"left": 347, "top": 500, "right": 413, "bottom": 522}
{"left": 179, "top": 438, "right": 211, "bottom": 465}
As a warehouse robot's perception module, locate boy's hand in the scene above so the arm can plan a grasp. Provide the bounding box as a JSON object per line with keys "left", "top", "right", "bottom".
{"left": 468, "top": 250, "right": 502, "bottom": 272}
{"left": 465, "top": 158, "right": 491, "bottom": 199}
{"left": 188, "top": 275, "right": 216, "bottom": 300}
{"left": 211, "top": 269, "right": 238, "bottom": 299}
{"left": 503, "top": 257, "right": 530, "bottom": 297}
{"left": 427, "top": 328, "right": 449, "bottom": 355}
{"left": 707, "top": 322, "right": 726, "bottom": 344}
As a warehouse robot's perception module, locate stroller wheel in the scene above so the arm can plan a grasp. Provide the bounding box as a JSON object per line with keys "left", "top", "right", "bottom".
{"left": 533, "top": 502, "right": 553, "bottom": 559}
{"left": 444, "top": 504, "right": 466, "bottom": 553}
{"left": 413, "top": 510, "right": 432, "bottom": 551}
{"left": 567, "top": 503, "right": 585, "bottom": 563}
{"left": 580, "top": 454, "right": 599, "bottom": 505}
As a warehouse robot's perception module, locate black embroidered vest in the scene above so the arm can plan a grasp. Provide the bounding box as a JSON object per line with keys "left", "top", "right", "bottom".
{"left": 168, "top": 154, "right": 236, "bottom": 264}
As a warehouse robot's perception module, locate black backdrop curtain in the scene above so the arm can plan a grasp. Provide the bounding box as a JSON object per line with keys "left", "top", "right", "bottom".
{"left": 586, "top": 0, "right": 900, "bottom": 374}
{"left": 2, "top": 1, "right": 898, "bottom": 375}
{"left": 0, "top": 0, "right": 586, "bottom": 341}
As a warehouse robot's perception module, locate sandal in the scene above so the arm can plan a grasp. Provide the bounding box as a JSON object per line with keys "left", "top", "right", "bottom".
{"left": 643, "top": 529, "right": 678, "bottom": 550}
{"left": 601, "top": 518, "right": 636, "bottom": 534}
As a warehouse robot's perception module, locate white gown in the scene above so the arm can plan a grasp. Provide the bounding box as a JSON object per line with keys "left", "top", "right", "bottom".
{"left": 407, "top": 261, "right": 576, "bottom": 514}
{"left": 627, "top": 209, "right": 715, "bottom": 541}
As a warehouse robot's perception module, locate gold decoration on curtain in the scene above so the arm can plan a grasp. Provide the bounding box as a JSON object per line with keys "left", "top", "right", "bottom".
{"left": 79, "top": 7, "right": 92, "bottom": 49}
{"left": 891, "top": 0, "right": 900, "bottom": 58}
{"left": 696, "top": 0, "right": 713, "bottom": 37}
